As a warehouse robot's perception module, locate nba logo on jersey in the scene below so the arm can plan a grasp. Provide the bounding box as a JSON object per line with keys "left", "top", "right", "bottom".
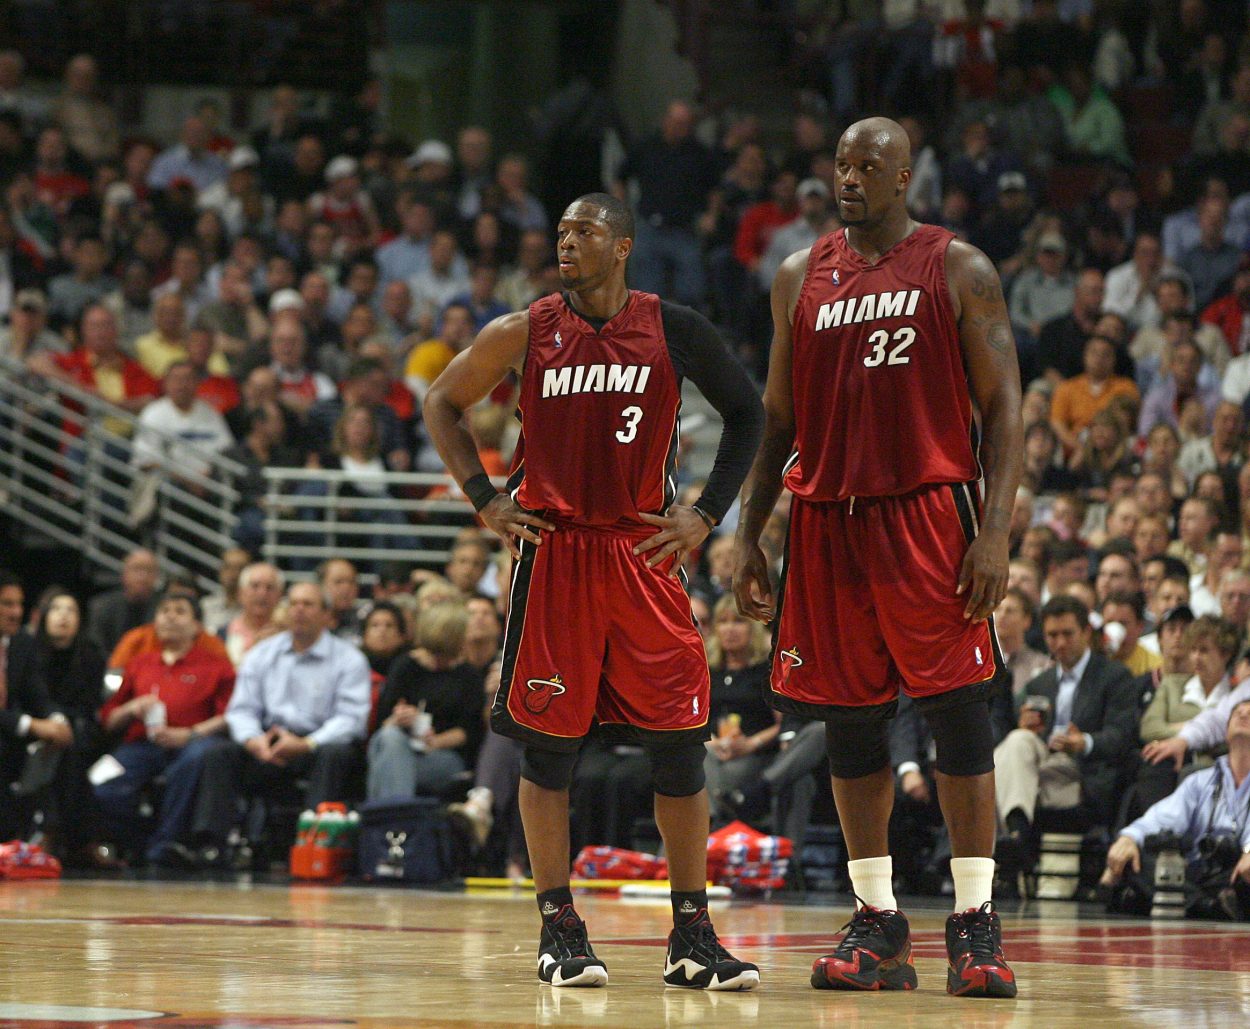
{"left": 975, "top": 646, "right": 984, "bottom": 665}
{"left": 831, "top": 268, "right": 840, "bottom": 285}
{"left": 553, "top": 331, "right": 563, "bottom": 348}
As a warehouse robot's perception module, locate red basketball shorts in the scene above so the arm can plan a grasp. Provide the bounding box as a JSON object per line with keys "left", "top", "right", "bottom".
{"left": 771, "top": 484, "right": 999, "bottom": 713}
{"left": 491, "top": 525, "right": 711, "bottom": 752}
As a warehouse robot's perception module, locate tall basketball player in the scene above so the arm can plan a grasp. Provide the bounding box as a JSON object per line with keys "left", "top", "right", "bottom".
{"left": 734, "top": 118, "right": 1025, "bottom": 998}
{"left": 424, "top": 193, "right": 763, "bottom": 990}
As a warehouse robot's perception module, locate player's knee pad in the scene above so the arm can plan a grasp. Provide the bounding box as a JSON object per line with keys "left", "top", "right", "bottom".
{"left": 824, "top": 708, "right": 891, "bottom": 779}
{"left": 646, "top": 741, "right": 707, "bottom": 798}
{"left": 521, "top": 745, "right": 578, "bottom": 791}
{"left": 917, "top": 686, "right": 995, "bottom": 777}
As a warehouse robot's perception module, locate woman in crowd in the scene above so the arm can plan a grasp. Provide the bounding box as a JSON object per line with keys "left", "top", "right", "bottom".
{"left": 366, "top": 602, "right": 482, "bottom": 800}
{"left": 360, "top": 600, "right": 409, "bottom": 682}
{"left": 304, "top": 404, "right": 412, "bottom": 558}
{"left": 703, "top": 594, "right": 779, "bottom": 825}
{"left": 1070, "top": 409, "right": 1133, "bottom": 500}
{"left": 31, "top": 588, "right": 111, "bottom": 867}
{"left": 1140, "top": 422, "right": 1189, "bottom": 504}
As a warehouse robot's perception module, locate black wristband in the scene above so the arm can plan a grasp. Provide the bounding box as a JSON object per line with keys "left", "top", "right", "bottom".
{"left": 691, "top": 504, "right": 717, "bottom": 531}
{"left": 463, "top": 473, "right": 501, "bottom": 513}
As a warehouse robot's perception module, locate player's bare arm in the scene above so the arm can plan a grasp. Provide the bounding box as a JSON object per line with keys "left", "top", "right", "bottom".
{"left": 947, "top": 240, "right": 1024, "bottom": 622}
{"left": 423, "top": 310, "right": 556, "bottom": 558}
{"left": 732, "top": 247, "right": 807, "bottom": 622}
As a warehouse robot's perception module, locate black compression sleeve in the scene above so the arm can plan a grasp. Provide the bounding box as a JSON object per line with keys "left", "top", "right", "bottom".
{"left": 660, "top": 301, "right": 764, "bottom": 522}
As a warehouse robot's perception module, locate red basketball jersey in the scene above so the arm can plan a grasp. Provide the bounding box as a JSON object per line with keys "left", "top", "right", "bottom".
{"left": 784, "top": 224, "right": 980, "bottom": 500}
{"left": 512, "top": 291, "right": 681, "bottom": 529}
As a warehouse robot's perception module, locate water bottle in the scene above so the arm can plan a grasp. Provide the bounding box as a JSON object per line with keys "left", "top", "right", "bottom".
{"left": 144, "top": 696, "right": 167, "bottom": 739}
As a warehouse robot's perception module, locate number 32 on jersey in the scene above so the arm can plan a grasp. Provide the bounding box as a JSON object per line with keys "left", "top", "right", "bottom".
{"left": 864, "top": 326, "right": 915, "bottom": 367}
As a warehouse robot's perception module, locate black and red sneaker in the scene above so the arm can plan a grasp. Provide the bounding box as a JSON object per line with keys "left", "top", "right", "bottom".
{"left": 537, "top": 903, "right": 608, "bottom": 988}
{"left": 945, "top": 901, "right": 1017, "bottom": 998}
{"left": 810, "top": 902, "right": 917, "bottom": 991}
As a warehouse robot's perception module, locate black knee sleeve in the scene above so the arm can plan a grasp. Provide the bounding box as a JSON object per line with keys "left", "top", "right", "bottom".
{"left": 824, "top": 706, "right": 892, "bottom": 779}
{"left": 645, "top": 741, "right": 707, "bottom": 798}
{"left": 917, "top": 685, "right": 995, "bottom": 777}
{"left": 521, "top": 745, "right": 579, "bottom": 791}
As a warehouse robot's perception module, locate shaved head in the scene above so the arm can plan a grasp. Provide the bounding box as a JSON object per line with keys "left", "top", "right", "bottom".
{"left": 840, "top": 117, "right": 912, "bottom": 171}
{"left": 834, "top": 116, "right": 913, "bottom": 229}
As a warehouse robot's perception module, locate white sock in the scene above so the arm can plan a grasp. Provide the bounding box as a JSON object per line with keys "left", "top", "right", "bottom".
{"left": 847, "top": 856, "right": 896, "bottom": 911}
{"left": 950, "top": 857, "right": 995, "bottom": 912}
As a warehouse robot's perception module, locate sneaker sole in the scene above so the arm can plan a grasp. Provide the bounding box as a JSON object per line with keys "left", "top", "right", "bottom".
{"left": 946, "top": 964, "right": 1017, "bottom": 998}
{"left": 664, "top": 968, "right": 761, "bottom": 991}
{"left": 811, "top": 957, "right": 917, "bottom": 992}
{"left": 540, "top": 965, "right": 609, "bottom": 988}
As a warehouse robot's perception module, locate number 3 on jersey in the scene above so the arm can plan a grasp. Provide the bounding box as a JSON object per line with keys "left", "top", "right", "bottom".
{"left": 617, "top": 405, "right": 643, "bottom": 443}
{"left": 864, "top": 326, "right": 915, "bottom": 367}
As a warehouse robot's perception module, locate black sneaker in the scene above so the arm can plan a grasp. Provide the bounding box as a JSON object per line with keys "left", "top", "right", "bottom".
{"left": 537, "top": 903, "right": 608, "bottom": 988}
{"left": 810, "top": 902, "right": 917, "bottom": 991}
{"left": 945, "top": 901, "right": 1017, "bottom": 998}
{"left": 663, "top": 910, "right": 760, "bottom": 991}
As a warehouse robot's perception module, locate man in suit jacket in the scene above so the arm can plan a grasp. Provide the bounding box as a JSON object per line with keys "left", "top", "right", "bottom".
{"left": 87, "top": 548, "right": 160, "bottom": 657}
{"left": 994, "top": 594, "right": 1139, "bottom": 855}
{"left": 0, "top": 572, "right": 73, "bottom": 839}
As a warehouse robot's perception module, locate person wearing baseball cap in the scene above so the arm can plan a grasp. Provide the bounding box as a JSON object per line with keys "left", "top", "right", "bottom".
{"left": 309, "top": 154, "right": 380, "bottom": 243}
{"left": 1009, "top": 230, "right": 1075, "bottom": 343}
{"left": 757, "top": 177, "right": 835, "bottom": 289}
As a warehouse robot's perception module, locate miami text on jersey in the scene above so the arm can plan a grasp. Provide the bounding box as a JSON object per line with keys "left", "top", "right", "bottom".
{"left": 813, "top": 289, "right": 922, "bottom": 332}
{"left": 542, "top": 364, "right": 653, "bottom": 398}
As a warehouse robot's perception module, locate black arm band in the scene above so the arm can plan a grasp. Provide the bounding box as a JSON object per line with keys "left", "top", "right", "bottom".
{"left": 691, "top": 504, "right": 717, "bottom": 531}
{"left": 463, "top": 473, "right": 501, "bottom": 512}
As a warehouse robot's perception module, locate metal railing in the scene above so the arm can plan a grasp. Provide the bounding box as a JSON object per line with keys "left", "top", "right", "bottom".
{"left": 0, "top": 354, "right": 243, "bottom": 591}
{"left": 2, "top": 354, "right": 487, "bottom": 585}
{"left": 259, "top": 467, "right": 479, "bottom": 571}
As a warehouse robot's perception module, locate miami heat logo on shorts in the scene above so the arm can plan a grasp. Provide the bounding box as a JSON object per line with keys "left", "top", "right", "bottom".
{"left": 524, "top": 674, "right": 567, "bottom": 714}
{"left": 778, "top": 647, "right": 803, "bottom": 683}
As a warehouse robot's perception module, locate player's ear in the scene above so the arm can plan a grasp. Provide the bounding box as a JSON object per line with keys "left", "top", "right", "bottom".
{"left": 617, "top": 237, "right": 633, "bottom": 262}
{"left": 896, "top": 167, "right": 911, "bottom": 197}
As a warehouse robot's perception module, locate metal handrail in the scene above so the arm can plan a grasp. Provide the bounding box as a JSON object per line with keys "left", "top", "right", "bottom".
{"left": 0, "top": 354, "right": 244, "bottom": 590}
{"left": 2, "top": 353, "right": 497, "bottom": 581}
{"left": 259, "top": 466, "right": 487, "bottom": 569}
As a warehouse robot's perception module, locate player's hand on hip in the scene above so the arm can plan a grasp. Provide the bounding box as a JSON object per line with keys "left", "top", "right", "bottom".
{"left": 634, "top": 507, "right": 709, "bottom": 576}
{"left": 732, "top": 540, "right": 775, "bottom": 623}
{"left": 480, "top": 495, "right": 556, "bottom": 559}
{"left": 956, "top": 529, "right": 1008, "bottom": 621}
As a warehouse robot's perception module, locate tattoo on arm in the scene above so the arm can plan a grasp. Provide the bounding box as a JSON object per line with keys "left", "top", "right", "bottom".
{"left": 968, "top": 271, "right": 1002, "bottom": 304}
{"left": 987, "top": 322, "right": 1012, "bottom": 354}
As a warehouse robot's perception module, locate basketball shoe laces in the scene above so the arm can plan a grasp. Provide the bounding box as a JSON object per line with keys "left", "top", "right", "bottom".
{"left": 833, "top": 898, "right": 895, "bottom": 957}
{"left": 545, "top": 906, "right": 594, "bottom": 960}
{"left": 673, "top": 911, "right": 734, "bottom": 965}
{"left": 954, "top": 901, "right": 1001, "bottom": 963}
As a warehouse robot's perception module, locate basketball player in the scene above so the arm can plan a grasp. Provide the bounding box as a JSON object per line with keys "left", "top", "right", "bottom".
{"left": 424, "top": 193, "right": 762, "bottom": 991}
{"left": 734, "top": 118, "right": 1024, "bottom": 998}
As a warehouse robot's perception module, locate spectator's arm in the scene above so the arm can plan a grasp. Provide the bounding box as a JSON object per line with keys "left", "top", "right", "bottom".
{"left": 1120, "top": 767, "right": 1209, "bottom": 848}
{"left": 224, "top": 653, "right": 267, "bottom": 742}
{"left": 307, "top": 648, "right": 371, "bottom": 746}
{"left": 1180, "top": 681, "right": 1250, "bottom": 752}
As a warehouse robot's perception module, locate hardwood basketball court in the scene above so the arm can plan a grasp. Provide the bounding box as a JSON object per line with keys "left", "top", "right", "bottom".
{"left": 2, "top": 879, "right": 1247, "bottom": 1027}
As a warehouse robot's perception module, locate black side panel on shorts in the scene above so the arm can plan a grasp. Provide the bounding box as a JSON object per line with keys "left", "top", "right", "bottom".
{"left": 491, "top": 539, "right": 580, "bottom": 754}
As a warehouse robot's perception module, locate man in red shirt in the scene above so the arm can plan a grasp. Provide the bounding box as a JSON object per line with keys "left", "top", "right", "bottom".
{"left": 28, "top": 304, "right": 160, "bottom": 430}
{"left": 95, "top": 591, "right": 234, "bottom": 867}
{"left": 1201, "top": 253, "right": 1250, "bottom": 358}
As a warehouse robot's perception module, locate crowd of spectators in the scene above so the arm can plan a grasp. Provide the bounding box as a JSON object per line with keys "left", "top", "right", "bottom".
{"left": 4, "top": 4, "right": 1250, "bottom": 902}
